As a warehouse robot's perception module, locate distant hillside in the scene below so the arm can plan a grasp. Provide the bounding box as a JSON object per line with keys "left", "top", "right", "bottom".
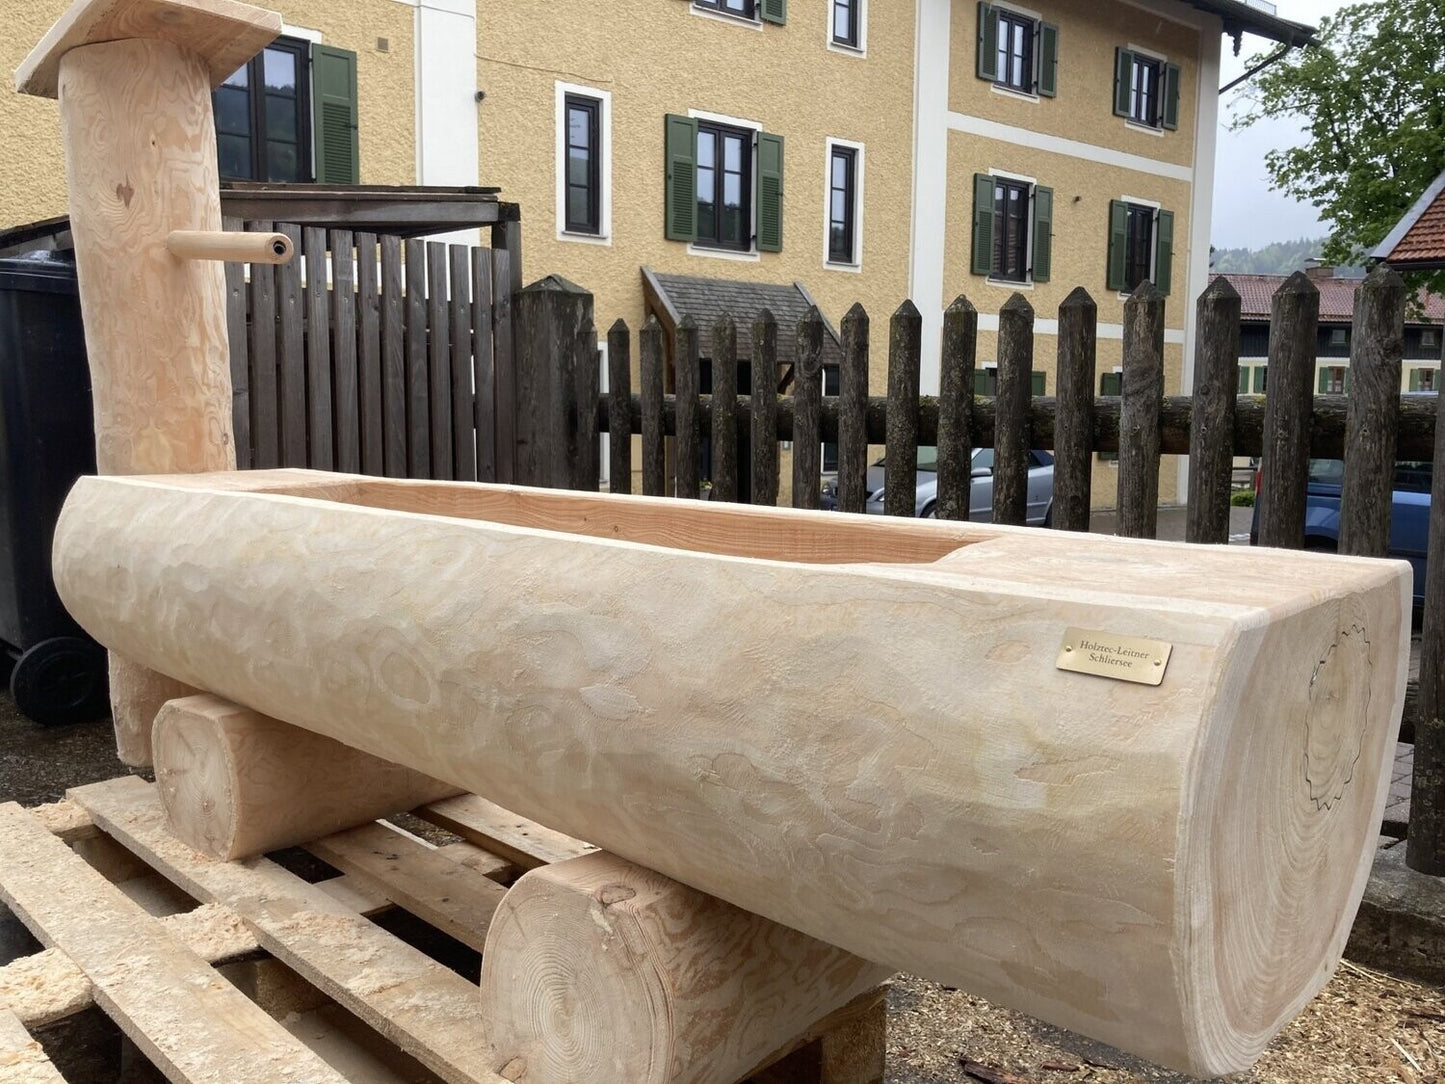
{"left": 1210, "top": 237, "right": 1364, "bottom": 277}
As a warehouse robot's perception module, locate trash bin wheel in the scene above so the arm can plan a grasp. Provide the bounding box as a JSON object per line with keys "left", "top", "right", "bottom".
{"left": 10, "top": 637, "right": 108, "bottom": 727}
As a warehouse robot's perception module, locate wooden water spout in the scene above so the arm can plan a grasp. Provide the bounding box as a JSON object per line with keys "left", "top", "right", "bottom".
{"left": 51, "top": 468, "right": 1410, "bottom": 1077}
{"left": 16, "top": 0, "right": 282, "bottom": 765}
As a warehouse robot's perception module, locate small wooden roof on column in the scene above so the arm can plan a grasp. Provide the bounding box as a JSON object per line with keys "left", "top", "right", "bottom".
{"left": 17, "top": 0, "right": 281, "bottom": 99}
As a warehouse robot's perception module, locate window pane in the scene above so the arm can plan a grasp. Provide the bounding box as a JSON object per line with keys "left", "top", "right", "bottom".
{"left": 214, "top": 86, "right": 251, "bottom": 137}
{"left": 568, "top": 107, "right": 590, "bottom": 150}
{"left": 724, "top": 135, "right": 742, "bottom": 173}
{"left": 723, "top": 172, "right": 742, "bottom": 209}
{"left": 222, "top": 63, "right": 248, "bottom": 89}
{"left": 697, "top": 133, "right": 715, "bottom": 169}
{"left": 218, "top": 133, "right": 254, "bottom": 179}
{"left": 263, "top": 48, "right": 296, "bottom": 91}
{"left": 568, "top": 188, "right": 589, "bottom": 228}
{"left": 697, "top": 164, "right": 716, "bottom": 204}
{"left": 265, "top": 94, "right": 298, "bottom": 142}
{"left": 266, "top": 141, "right": 300, "bottom": 182}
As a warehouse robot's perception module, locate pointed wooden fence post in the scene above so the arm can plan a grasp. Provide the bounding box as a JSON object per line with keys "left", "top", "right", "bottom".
{"left": 1257, "top": 272, "right": 1320, "bottom": 549}
{"left": 1186, "top": 278, "right": 1243, "bottom": 544}
{"left": 711, "top": 315, "right": 739, "bottom": 503}
{"left": 884, "top": 301, "right": 922, "bottom": 519}
{"left": 1340, "top": 266, "right": 1406, "bottom": 557}
{"left": 837, "top": 304, "right": 870, "bottom": 515}
{"left": 1052, "top": 288, "right": 1098, "bottom": 532}
{"left": 607, "top": 320, "right": 633, "bottom": 494}
{"left": 993, "top": 294, "right": 1034, "bottom": 526}
{"left": 1118, "top": 282, "right": 1165, "bottom": 539}
{"left": 936, "top": 297, "right": 978, "bottom": 522}
{"left": 640, "top": 316, "right": 666, "bottom": 497}
{"left": 751, "top": 310, "right": 781, "bottom": 507}
{"left": 792, "top": 309, "right": 825, "bottom": 510}
{"left": 675, "top": 316, "right": 701, "bottom": 500}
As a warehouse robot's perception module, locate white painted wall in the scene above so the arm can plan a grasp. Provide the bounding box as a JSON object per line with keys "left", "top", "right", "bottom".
{"left": 413, "top": 0, "right": 481, "bottom": 245}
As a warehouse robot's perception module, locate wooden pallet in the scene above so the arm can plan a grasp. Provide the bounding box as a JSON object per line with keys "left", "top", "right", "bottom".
{"left": 0, "top": 779, "right": 886, "bottom": 1084}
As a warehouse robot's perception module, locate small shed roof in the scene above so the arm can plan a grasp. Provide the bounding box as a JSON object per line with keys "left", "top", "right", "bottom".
{"left": 641, "top": 268, "right": 842, "bottom": 372}
{"left": 1180, "top": 0, "right": 1316, "bottom": 47}
{"left": 1372, "top": 170, "right": 1445, "bottom": 271}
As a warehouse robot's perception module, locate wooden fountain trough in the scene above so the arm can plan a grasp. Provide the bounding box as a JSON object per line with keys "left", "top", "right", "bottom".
{"left": 50, "top": 467, "right": 1410, "bottom": 1077}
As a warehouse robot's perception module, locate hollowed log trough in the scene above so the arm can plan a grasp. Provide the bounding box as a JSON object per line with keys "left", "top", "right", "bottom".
{"left": 51, "top": 468, "right": 1409, "bottom": 1077}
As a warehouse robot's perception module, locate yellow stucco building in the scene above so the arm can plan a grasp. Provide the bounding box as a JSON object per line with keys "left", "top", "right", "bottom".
{"left": 2, "top": 0, "right": 1313, "bottom": 505}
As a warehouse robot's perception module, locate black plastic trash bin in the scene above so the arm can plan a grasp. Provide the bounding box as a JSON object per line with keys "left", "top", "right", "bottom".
{"left": 0, "top": 252, "right": 107, "bottom": 726}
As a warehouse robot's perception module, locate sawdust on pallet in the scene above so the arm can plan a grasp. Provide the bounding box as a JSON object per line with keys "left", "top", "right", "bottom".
{"left": 162, "top": 903, "right": 259, "bottom": 962}
{"left": 0, "top": 949, "right": 91, "bottom": 1028}
{"left": 887, "top": 961, "right": 1445, "bottom": 1084}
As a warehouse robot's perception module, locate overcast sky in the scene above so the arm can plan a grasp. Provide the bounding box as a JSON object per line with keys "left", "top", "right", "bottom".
{"left": 1212, "top": 0, "right": 1355, "bottom": 250}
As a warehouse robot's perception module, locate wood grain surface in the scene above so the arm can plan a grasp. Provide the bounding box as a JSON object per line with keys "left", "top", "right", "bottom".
{"left": 17, "top": 0, "right": 280, "bottom": 99}
{"left": 480, "top": 851, "right": 892, "bottom": 1084}
{"left": 51, "top": 470, "right": 1411, "bottom": 1076}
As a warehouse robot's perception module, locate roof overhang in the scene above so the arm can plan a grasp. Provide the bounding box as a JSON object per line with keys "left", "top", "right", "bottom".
{"left": 1177, "top": 0, "right": 1317, "bottom": 47}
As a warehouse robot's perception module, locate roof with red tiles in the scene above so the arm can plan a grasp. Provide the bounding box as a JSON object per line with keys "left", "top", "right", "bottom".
{"left": 1210, "top": 272, "right": 1445, "bottom": 324}
{"left": 1374, "top": 170, "right": 1445, "bottom": 269}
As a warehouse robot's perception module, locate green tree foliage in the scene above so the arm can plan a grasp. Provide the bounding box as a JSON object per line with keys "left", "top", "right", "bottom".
{"left": 1211, "top": 236, "right": 1346, "bottom": 275}
{"left": 1232, "top": 1, "right": 1445, "bottom": 278}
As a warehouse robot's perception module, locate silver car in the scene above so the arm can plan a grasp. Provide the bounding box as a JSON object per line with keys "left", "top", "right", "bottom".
{"left": 823, "top": 447, "right": 1054, "bottom": 524}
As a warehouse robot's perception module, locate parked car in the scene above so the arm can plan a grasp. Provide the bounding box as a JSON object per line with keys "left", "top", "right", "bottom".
{"left": 1249, "top": 458, "right": 1430, "bottom": 608}
{"left": 821, "top": 447, "right": 1055, "bottom": 525}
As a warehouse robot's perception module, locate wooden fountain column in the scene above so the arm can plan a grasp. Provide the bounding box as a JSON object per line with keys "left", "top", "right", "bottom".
{"left": 17, "top": 0, "right": 283, "bottom": 765}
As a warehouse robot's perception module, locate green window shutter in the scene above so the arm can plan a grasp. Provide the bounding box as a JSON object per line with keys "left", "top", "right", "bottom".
{"left": 1106, "top": 200, "right": 1128, "bottom": 292}
{"left": 971, "top": 173, "right": 996, "bottom": 277}
{"left": 1254, "top": 367, "right": 1267, "bottom": 394}
{"left": 1163, "top": 63, "right": 1182, "bottom": 130}
{"left": 756, "top": 131, "right": 784, "bottom": 253}
{"left": 760, "top": 0, "right": 786, "bottom": 25}
{"left": 664, "top": 114, "right": 697, "bottom": 243}
{"left": 1037, "top": 23, "right": 1059, "bottom": 97}
{"left": 977, "top": 3, "right": 999, "bottom": 81}
{"left": 1410, "top": 368, "right": 1423, "bottom": 392}
{"left": 1114, "top": 48, "right": 1134, "bottom": 117}
{"left": 1154, "top": 209, "right": 1174, "bottom": 295}
{"left": 1031, "top": 185, "right": 1053, "bottom": 283}
{"left": 1100, "top": 372, "right": 1122, "bottom": 396}
{"left": 973, "top": 370, "right": 991, "bottom": 395}
{"left": 1031, "top": 372, "right": 1046, "bottom": 396}
{"left": 312, "top": 45, "right": 359, "bottom": 184}
{"left": 1318, "top": 368, "right": 1330, "bottom": 394}
{"left": 1238, "top": 367, "right": 1249, "bottom": 394}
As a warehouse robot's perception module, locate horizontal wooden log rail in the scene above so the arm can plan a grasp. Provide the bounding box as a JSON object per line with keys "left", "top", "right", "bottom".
{"left": 598, "top": 392, "right": 1439, "bottom": 461}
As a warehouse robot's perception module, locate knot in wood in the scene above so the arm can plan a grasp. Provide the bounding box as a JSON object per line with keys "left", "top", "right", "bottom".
{"left": 593, "top": 883, "right": 636, "bottom": 907}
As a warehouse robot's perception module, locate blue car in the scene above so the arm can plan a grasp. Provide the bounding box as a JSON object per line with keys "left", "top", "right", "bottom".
{"left": 1250, "top": 458, "right": 1431, "bottom": 609}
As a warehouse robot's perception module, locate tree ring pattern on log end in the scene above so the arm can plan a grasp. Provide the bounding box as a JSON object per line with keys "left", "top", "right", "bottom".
{"left": 1304, "top": 615, "right": 1372, "bottom": 812}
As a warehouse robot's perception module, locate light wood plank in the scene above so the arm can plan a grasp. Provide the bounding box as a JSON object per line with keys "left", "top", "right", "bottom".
{"left": 415, "top": 795, "right": 594, "bottom": 871}
{"left": 0, "top": 802, "right": 346, "bottom": 1083}
{"left": 0, "top": 905, "right": 259, "bottom": 1029}
{"left": 0, "top": 1007, "right": 65, "bottom": 1082}
{"left": 71, "top": 778, "right": 501, "bottom": 1084}
{"left": 306, "top": 820, "right": 506, "bottom": 951}
{"left": 28, "top": 798, "right": 96, "bottom": 842}
{"left": 17, "top": 0, "right": 281, "bottom": 98}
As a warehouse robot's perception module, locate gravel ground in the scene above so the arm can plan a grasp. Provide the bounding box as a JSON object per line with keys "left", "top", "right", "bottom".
{"left": 1, "top": 697, "right": 1441, "bottom": 1084}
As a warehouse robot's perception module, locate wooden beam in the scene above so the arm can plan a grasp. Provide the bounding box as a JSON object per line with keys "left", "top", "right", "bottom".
{"left": 70, "top": 777, "right": 503, "bottom": 1084}
{"left": 305, "top": 820, "right": 508, "bottom": 952}
{"left": 0, "top": 803, "right": 347, "bottom": 1083}
{"left": 16, "top": 0, "right": 280, "bottom": 98}
{"left": 415, "top": 794, "right": 595, "bottom": 870}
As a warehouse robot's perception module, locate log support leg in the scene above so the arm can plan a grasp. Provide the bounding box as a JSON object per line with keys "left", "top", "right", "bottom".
{"left": 480, "top": 851, "right": 894, "bottom": 1084}
{"left": 152, "top": 695, "right": 461, "bottom": 860}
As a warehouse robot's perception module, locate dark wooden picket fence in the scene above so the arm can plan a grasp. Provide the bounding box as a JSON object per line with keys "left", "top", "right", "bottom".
{"left": 510, "top": 269, "right": 1445, "bottom": 877}
{"left": 221, "top": 222, "right": 518, "bottom": 483}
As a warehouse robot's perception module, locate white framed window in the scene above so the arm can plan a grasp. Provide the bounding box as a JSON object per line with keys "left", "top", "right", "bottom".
{"left": 686, "top": 107, "right": 764, "bottom": 262}
{"left": 828, "top": 0, "right": 867, "bottom": 56}
{"left": 555, "top": 81, "right": 612, "bottom": 245}
{"left": 823, "top": 138, "right": 864, "bottom": 270}
{"left": 690, "top": 0, "right": 764, "bottom": 29}
{"left": 970, "top": 168, "right": 1049, "bottom": 289}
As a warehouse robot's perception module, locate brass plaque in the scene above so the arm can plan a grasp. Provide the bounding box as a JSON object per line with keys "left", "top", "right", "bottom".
{"left": 1056, "top": 628, "right": 1172, "bottom": 687}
